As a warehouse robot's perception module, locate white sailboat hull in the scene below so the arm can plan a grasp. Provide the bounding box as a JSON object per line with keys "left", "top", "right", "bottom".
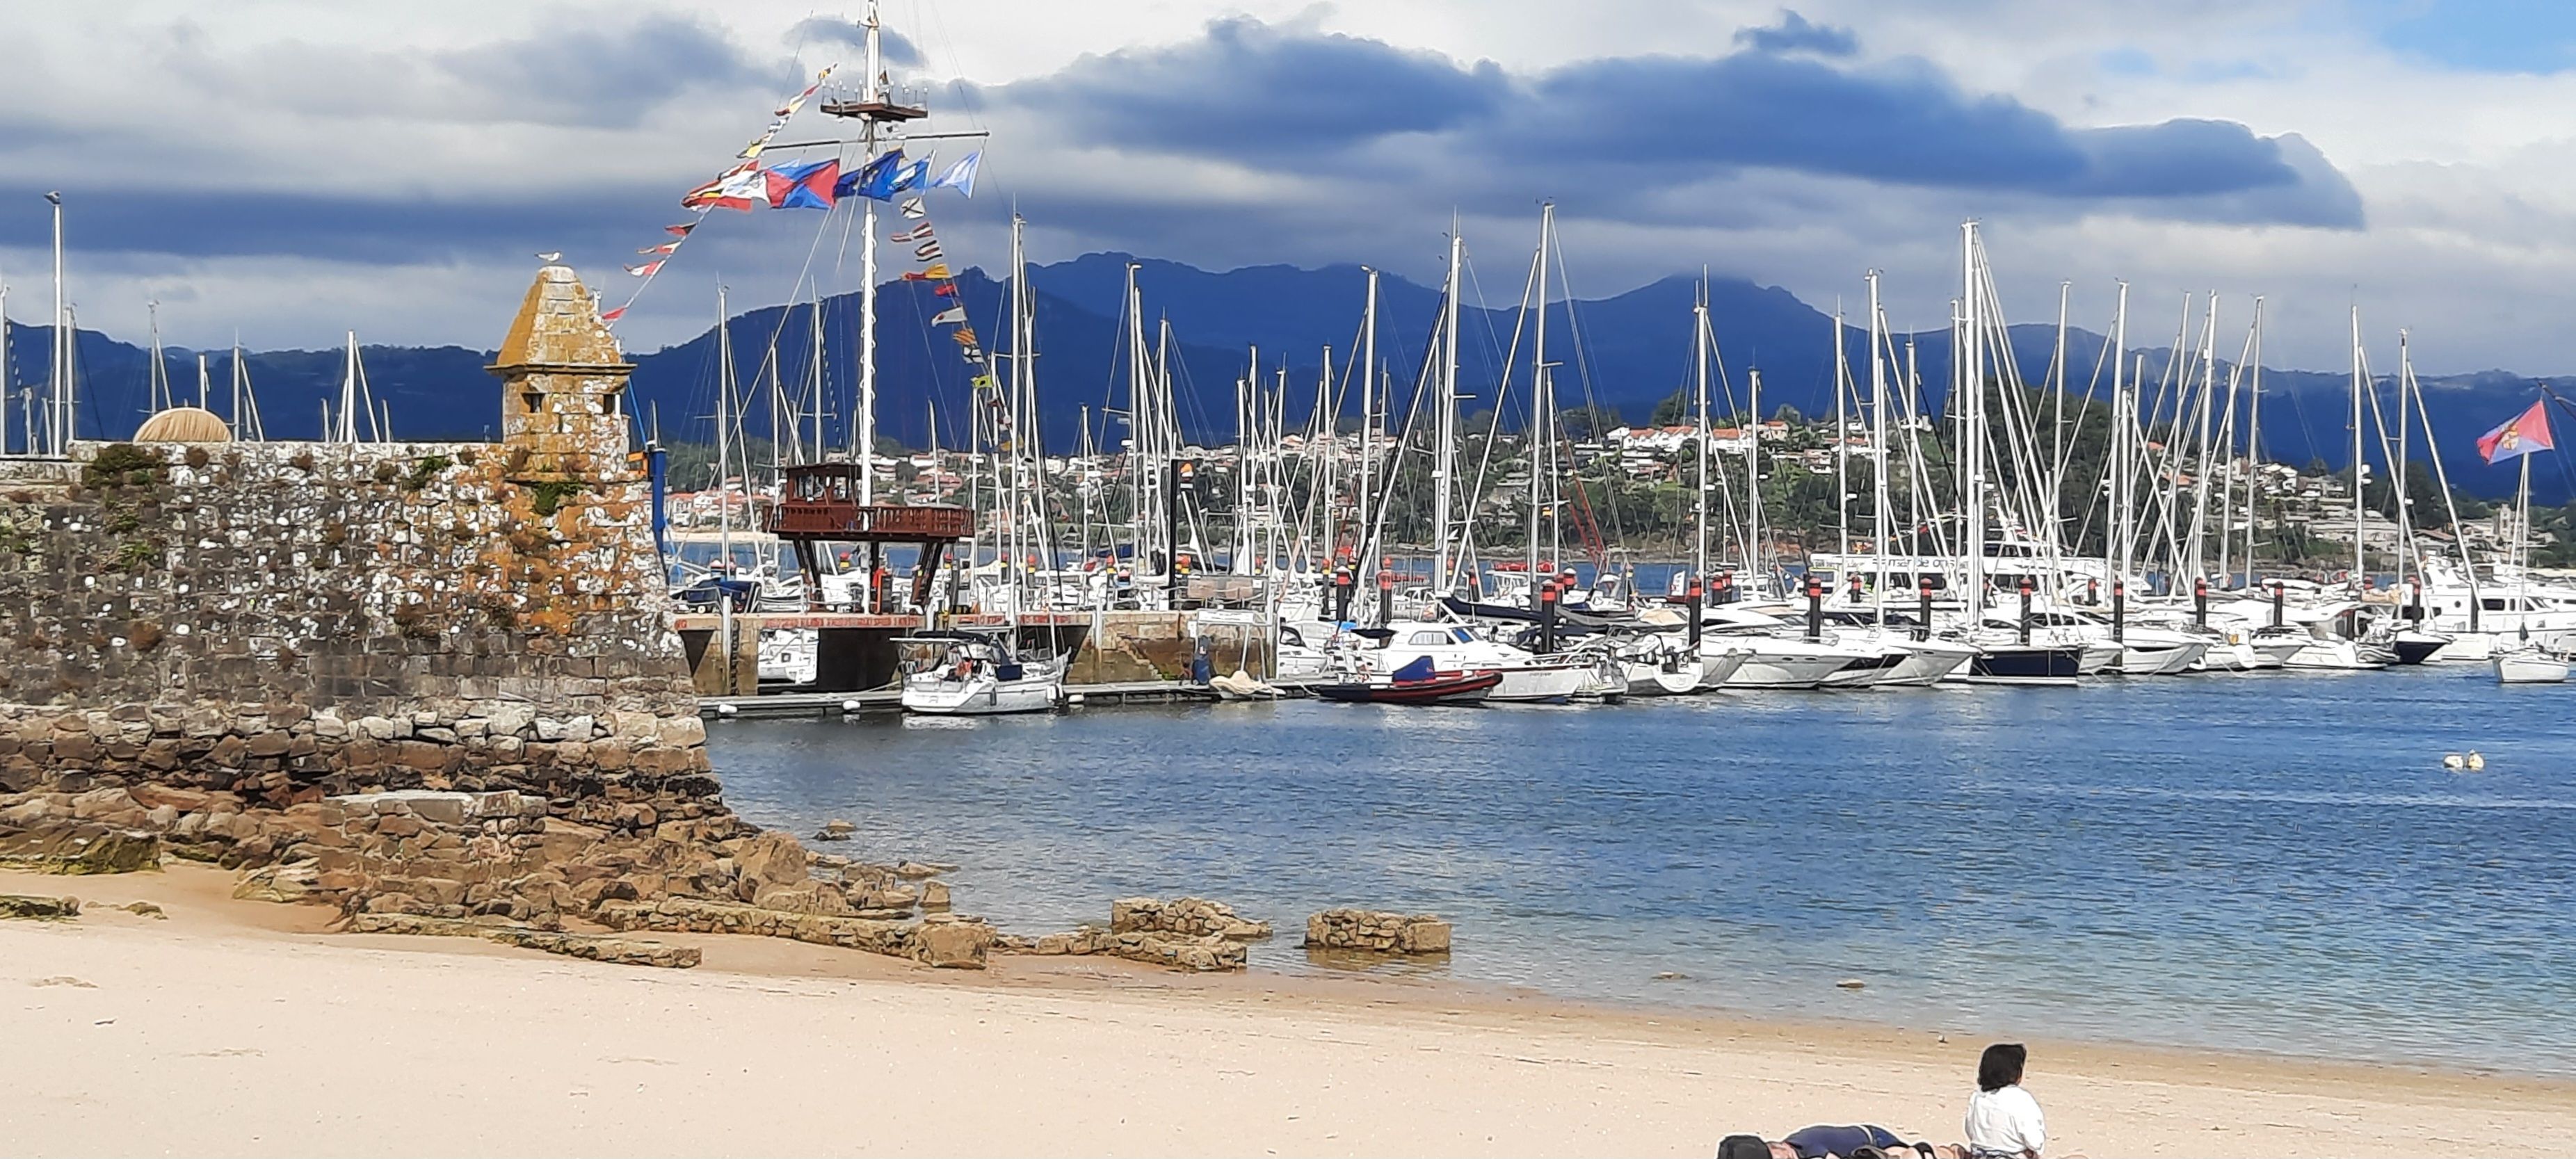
{"left": 2115, "top": 640, "right": 2206, "bottom": 676}
{"left": 1490, "top": 664, "right": 1591, "bottom": 703}
{"left": 1881, "top": 639, "right": 1979, "bottom": 686}
{"left": 2493, "top": 651, "right": 2570, "bottom": 683}
{"left": 2284, "top": 638, "right": 2393, "bottom": 670}
{"left": 1623, "top": 658, "right": 1707, "bottom": 696}
{"left": 901, "top": 672, "right": 1061, "bottom": 715}
{"left": 1724, "top": 647, "right": 1858, "bottom": 689}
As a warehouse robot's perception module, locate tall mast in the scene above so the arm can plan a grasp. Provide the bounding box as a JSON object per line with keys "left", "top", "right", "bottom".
{"left": 2244, "top": 300, "right": 2263, "bottom": 585}
{"left": 195, "top": 352, "right": 209, "bottom": 411}
{"left": 2349, "top": 305, "right": 2365, "bottom": 585}
{"left": 147, "top": 301, "right": 168, "bottom": 412}
{"left": 1358, "top": 266, "right": 1379, "bottom": 579}
{"left": 337, "top": 330, "right": 359, "bottom": 444}
{"left": 2189, "top": 295, "right": 2219, "bottom": 580}
{"left": 2050, "top": 281, "right": 2070, "bottom": 513}
{"left": 1693, "top": 280, "right": 1711, "bottom": 585}
{"left": 1867, "top": 270, "right": 1890, "bottom": 618}
{"left": 1833, "top": 302, "right": 1849, "bottom": 556}
{"left": 2394, "top": 329, "right": 2414, "bottom": 597}
{"left": 1123, "top": 264, "right": 1149, "bottom": 569}
{"left": 854, "top": 0, "right": 885, "bottom": 503}
{"left": 1155, "top": 316, "right": 1173, "bottom": 583}
{"left": 1233, "top": 352, "right": 1251, "bottom": 573}
{"left": 1746, "top": 366, "right": 1763, "bottom": 586}
{"left": 1529, "top": 203, "right": 1551, "bottom": 583}
{"left": 808, "top": 293, "right": 825, "bottom": 463}
{"left": 1434, "top": 229, "right": 1462, "bottom": 597}
{"left": 1961, "top": 221, "right": 1987, "bottom": 623}
{"left": 2112, "top": 282, "right": 2132, "bottom": 587}
{"left": 230, "top": 339, "right": 266, "bottom": 441}
{"left": 47, "top": 191, "right": 67, "bottom": 454}
{"left": 1008, "top": 213, "right": 1029, "bottom": 599}
{"left": 0, "top": 286, "right": 9, "bottom": 454}
{"left": 716, "top": 287, "right": 734, "bottom": 563}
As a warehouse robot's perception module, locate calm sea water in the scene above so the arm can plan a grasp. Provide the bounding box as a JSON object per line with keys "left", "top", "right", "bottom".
{"left": 708, "top": 665, "right": 2576, "bottom": 1076}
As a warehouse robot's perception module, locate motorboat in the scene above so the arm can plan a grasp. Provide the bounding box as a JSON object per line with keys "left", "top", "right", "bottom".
{"left": 1689, "top": 607, "right": 1884, "bottom": 689}
{"left": 1332, "top": 621, "right": 1591, "bottom": 703}
{"left": 1311, "top": 656, "right": 1502, "bottom": 705}
{"left": 897, "top": 632, "right": 1063, "bottom": 715}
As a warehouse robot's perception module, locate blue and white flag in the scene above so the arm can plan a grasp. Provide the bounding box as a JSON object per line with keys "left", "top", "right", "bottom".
{"left": 928, "top": 150, "right": 981, "bottom": 197}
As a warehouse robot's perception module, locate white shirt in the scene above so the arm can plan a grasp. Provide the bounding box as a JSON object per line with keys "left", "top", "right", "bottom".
{"left": 1964, "top": 1083, "right": 2047, "bottom": 1158}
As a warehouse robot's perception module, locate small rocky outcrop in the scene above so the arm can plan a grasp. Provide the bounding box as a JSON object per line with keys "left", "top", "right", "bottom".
{"left": 0, "top": 818, "right": 162, "bottom": 875}
{"left": 1, "top": 894, "right": 81, "bottom": 920}
{"left": 1304, "top": 909, "right": 1452, "bottom": 955}
{"left": 1110, "top": 896, "right": 1273, "bottom": 942}
{"left": 995, "top": 895, "right": 1271, "bottom": 973}
{"left": 348, "top": 912, "right": 700, "bottom": 968}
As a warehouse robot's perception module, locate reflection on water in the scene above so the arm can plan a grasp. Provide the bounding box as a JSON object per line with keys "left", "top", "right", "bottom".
{"left": 709, "top": 664, "right": 2576, "bottom": 1076}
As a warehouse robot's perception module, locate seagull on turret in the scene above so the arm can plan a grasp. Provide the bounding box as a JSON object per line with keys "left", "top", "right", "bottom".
{"left": 537, "top": 251, "right": 562, "bottom": 264}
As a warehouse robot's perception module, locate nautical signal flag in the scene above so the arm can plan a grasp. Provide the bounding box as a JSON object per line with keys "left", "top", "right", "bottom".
{"left": 624, "top": 259, "right": 664, "bottom": 277}
{"left": 681, "top": 165, "right": 766, "bottom": 212}
{"left": 763, "top": 159, "right": 839, "bottom": 210}
{"left": 928, "top": 151, "right": 981, "bottom": 197}
{"left": 931, "top": 307, "right": 967, "bottom": 326}
{"left": 664, "top": 222, "right": 698, "bottom": 236}
{"left": 2478, "top": 400, "right": 2555, "bottom": 463}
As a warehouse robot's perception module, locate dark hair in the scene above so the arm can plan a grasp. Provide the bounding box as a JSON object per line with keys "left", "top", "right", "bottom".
{"left": 1978, "top": 1042, "right": 2028, "bottom": 1092}
{"left": 1716, "top": 1135, "right": 1771, "bottom": 1159}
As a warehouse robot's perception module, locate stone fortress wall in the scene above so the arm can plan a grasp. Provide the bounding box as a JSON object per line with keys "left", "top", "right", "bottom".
{"left": 0, "top": 264, "right": 712, "bottom": 827}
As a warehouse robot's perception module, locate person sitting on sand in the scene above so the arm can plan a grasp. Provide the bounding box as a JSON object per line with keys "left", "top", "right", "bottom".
{"left": 1715, "top": 1126, "right": 1967, "bottom": 1159}
{"left": 1964, "top": 1043, "right": 2047, "bottom": 1158}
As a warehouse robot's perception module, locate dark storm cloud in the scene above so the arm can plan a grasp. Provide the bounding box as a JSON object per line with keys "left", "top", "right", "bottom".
{"left": 983, "top": 16, "right": 1508, "bottom": 157}
{"left": 981, "top": 17, "right": 2364, "bottom": 228}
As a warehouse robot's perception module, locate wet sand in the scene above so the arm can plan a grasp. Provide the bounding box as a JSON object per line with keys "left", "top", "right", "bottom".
{"left": 4, "top": 864, "right": 2571, "bottom": 1157}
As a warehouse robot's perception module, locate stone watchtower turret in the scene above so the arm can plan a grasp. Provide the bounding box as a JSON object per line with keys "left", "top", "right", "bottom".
{"left": 488, "top": 264, "right": 636, "bottom": 484}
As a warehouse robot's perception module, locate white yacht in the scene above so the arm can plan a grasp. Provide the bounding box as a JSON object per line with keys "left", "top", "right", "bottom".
{"left": 898, "top": 633, "right": 1063, "bottom": 715}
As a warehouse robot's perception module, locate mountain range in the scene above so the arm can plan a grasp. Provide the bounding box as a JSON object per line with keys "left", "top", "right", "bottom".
{"left": 3, "top": 252, "right": 2568, "bottom": 501}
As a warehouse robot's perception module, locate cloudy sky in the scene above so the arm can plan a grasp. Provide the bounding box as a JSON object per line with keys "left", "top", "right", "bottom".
{"left": 3, "top": 0, "right": 2574, "bottom": 373}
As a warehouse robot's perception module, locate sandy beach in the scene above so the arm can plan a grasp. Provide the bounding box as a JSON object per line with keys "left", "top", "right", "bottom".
{"left": 3, "top": 865, "right": 2570, "bottom": 1158}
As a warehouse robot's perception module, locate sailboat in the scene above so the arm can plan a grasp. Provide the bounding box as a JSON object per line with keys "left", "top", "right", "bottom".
{"left": 2483, "top": 397, "right": 2568, "bottom": 683}
{"left": 898, "top": 629, "right": 1066, "bottom": 713}
{"left": 1950, "top": 222, "right": 2089, "bottom": 685}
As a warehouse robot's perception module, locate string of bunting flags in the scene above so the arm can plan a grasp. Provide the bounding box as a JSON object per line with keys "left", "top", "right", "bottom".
{"left": 596, "top": 57, "right": 992, "bottom": 405}
{"left": 604, "top": 65, "right": 837, "bottom": 323}
{"left": 885, "top": 193, "right": 1011, "bottom": 446}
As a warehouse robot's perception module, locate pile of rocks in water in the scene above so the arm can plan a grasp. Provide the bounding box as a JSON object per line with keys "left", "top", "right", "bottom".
{"left": 996, "top": 895, "right": 1273, "bottom": 973}
{"left": 0, "top": 783, "right": 1000, "bottom": 967}
{"left": 1, "top": 784, "right": 1458, "bottom": 977}
{"left": 1303, "top": 908, "right": 1453, "bottom": 955}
